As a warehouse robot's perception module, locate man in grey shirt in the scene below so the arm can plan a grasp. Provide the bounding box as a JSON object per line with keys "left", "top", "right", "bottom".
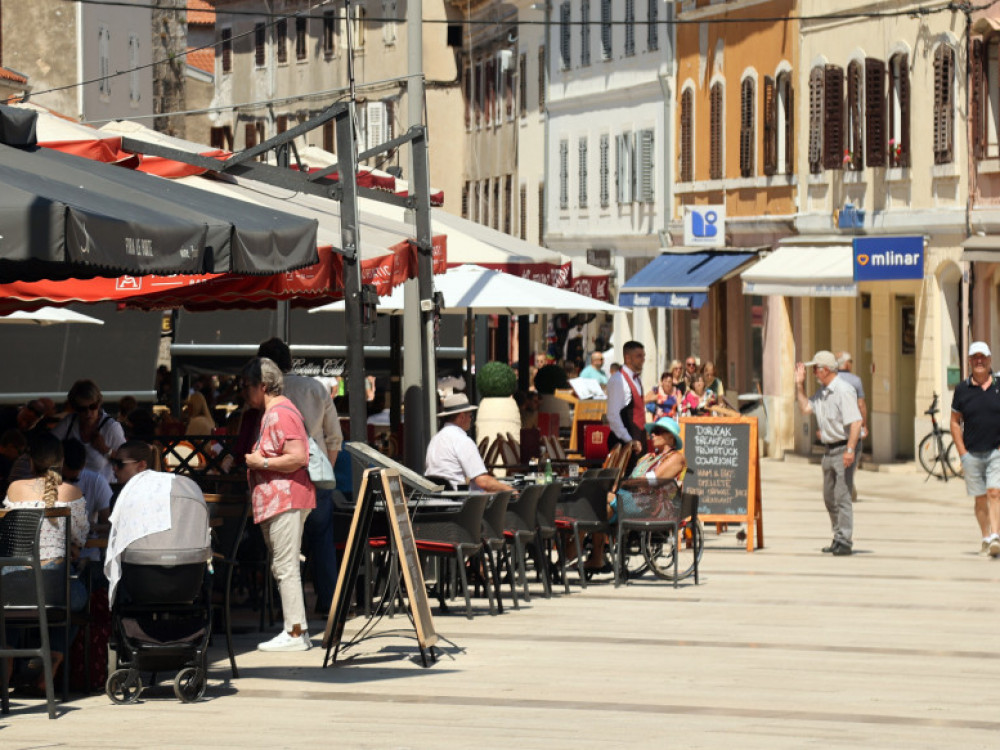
{"left": 837, "top": 351, "right": 867, "bottom": 497}
{"left": 795, "top": 351, "right": 863, "bottom": 556}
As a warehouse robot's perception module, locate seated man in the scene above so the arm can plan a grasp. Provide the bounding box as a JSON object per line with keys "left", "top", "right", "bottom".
{"left": 104, "top": 440, "right": 209, "bottom": 605}
{"left": 425, "top": 394, "right": 514, "bottom": 492}
{"left": 62, "top": 438, "right": 113, "bottom": 585}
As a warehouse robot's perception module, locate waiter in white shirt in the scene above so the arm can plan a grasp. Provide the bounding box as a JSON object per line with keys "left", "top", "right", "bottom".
{"left": 606, "top": 341, "right": 647, "bottom": 475}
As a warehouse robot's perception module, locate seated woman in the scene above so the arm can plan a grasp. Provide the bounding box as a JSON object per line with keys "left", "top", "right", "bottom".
{"left": 645, "top": 372, "right": 678, "bottom": 421}
{"left": 3, "top": 433, "right": 89, "bottom": 692}
{"left": 680, "top": 371, "right": 717, "bottom": 417}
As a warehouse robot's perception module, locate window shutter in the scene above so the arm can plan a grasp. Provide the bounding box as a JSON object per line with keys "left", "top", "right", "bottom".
{"left": 625, "top": 0, "right": 635, "bottom": 57}
{"left": 808, "top": 67, "right": 824, "bottom": 173}
{"left": 710, "top": 84, "right": 723, "bottom": 180}
{"left": 581, "top": 0, "right": 591, "bottom": 66}
{"left": 972, "top": 39, "right": 984, "bottom": 160}
{"left": 784, "top": 80, "right": 795, "bottom": 175}
{"left": 680, "top": 89, "right": 693, "bottom": 182}
{"left": 638, "top": 129, "right": 654, "bottom": 202}
{"left": 560, "top": 3, "right": 571, "bottom": 69}
{"left": 616, "top": 133, "right": 634, "bottom": 203}
{"left": 740, "top": 78, "right": 754, "bottom": 178}
{"left": 538, "top": 47, "right": 546, "bottom": 111}
{"left": 519, "top": 53, "right": 527, "bottom": 117}
{"left": 366, "top": 102, "right": 386, "bottom": 150}
{"left": 465, "top": 67, "right": 472, "bottom": 130}
{"left": 934, "top": 46, "right": 954, "bottom": 165}
{"left": 846, "top": 61, "right": 863, "bottom": 170}
{"left": 520, "top": 184, "right": 527, "bottom": 240}
{"left": 601, "top": 0, "right": 612, "bottom": 60}
{"left": 823, "top": 64, "right": 844, "bottom": 170}
{"left": 630, "top": 132, "right": 638, "bottom": 202}
{"left": 579, "top": 138, "right": 588, "bottom": 207}
{"left": 865, "top": 58, "right": 886, "bottom": 167}
{"left": 255, "top": 23, "right": 266, "bottom": 67}
{"left": 600, "top": 133, "right": 610, "bottom": 206}
{"left": 897, "top": 55, "right": 910, "bottom": 167}
{"left": 648, "top": 0, "right": 658, "bottom": 52}
{"left": 763, "top": 76, "right": 777, "bottom": 176}
{"left": 559, "top": 139, "right": 569, "bottom": 209}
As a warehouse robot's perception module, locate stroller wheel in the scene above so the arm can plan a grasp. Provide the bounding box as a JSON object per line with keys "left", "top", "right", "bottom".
{"left": 174, "top": 667, "right": 207, "bottom": 703}
{"left": 106, "top": 669, "right": 142, "bottom": 705}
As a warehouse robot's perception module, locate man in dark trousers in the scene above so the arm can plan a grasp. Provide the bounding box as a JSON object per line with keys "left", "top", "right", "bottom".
{"left": 606, "top": 341, "right": 647, "bottom": 475}
{"left": 950, "top": 341, "right": 1000, "bottom": 557}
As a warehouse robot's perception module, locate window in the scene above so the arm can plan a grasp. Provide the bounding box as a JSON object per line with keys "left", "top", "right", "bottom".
{"left": 128, "top": 33, "right": 140, "bottom": 106}
{"left": 680, "top": 88, "right": 693, "bottom": 182}
{"left": 765, "top": 72, "right": 794, "bottom": 176}
{"left": 323, "top": 11, "right": 336, "bottom": 58}
{"left": 637, "top": 128, "right": 654, "bottom": 203}
{"left": 485, "top": 58, "right": 495, "bottom": 126}
{"left": 934, "top": 45, "right": 955, "bottom": 165}
{"left": 352, "top": 6, "right": 366, "bottom": 50}
{"left": 845, "top": 60, "right": 863, "bottom": 170}
{"left": 808, "top": 67, "right": 823, "bottom": 173}
{"left": 538, "top": 183, "right": 545, "bottom": 245}
{"left": 710, "top": 82, "right": 723, "bottom": 180}
{"left": 520, "top": 184, "right": 528, "bottom": 241}
{"left": 245, "top": 121, "right": 257, "bottom": 149}
{"left": 559, "top": 139, "right": 569, "bottom": 209}
{"left": 538, "top": 46, "right": 546, "bottom": 110}
{"left": 581, "top": 0, "right": 591, "bottom": 67}
{"left": 493, "top": 179, "right": 500, "bottom": 230}
{"left": 505, "top": 175, "right": 513, "bottom": 234}
{"left": 255, "top": 22, "right": 266, "bottom": 67}
{"left": 210, "top": 126, "right": 234, "bottom": 150}
{"left": 382, "top": 0, "right": 397, "bottom": 46}
{"left": 98, "top": 24, "right": 111, "bottom": 98}
{"left": 322, "top": 120, "right": 334, "bottom": 152}
{"left": 601, "top": 0, "right": 612, "bottom": 60}
{"left": 476, "top": 61, "right": 484, "bottom": 127}
{"left": 221, "top": 28, "right": 232, "bottom": 73}
{"left": 887, "top": 53, "right": 909, "bottom": 167}
{"left": 366, "top": 101, "right": 388, "bottom": 150}
{"left": 971, "top": 38, "right": 999, "bottom": 159}
{"left": 579, "top": 137, "right": 589, "bottom": 208}
{"left": 616, "top": 132, "right": 634, "bottom": 203}
{"left": 473, "top": 181, "right": 481, "bottom": 224}
{"left": 739, "top": 77, "right": 755, "bottom": 178}
{"left": 296, "top": 17, "right": 307, "bottom": 61}
{"left": 519, "top": 53, "right": 527, "bottom": 117}
{"left": 560, "top": 2, "right": 571, "bottom": 70}
{"left": 625, "top": 0, "right": 635, "bottom": 57}
{"left": 276, "top": 114, "right": 289, "bottom": 134}
{"left": 465, "top": 65, "right": 472, "bottom": 130}
{"left": 277, "top": 19, "right": 288, "bottom": 63}
{"left": 504, "top": 54, "right": 515, "bottom": 120}
{"left": 866, "top": 57, "right": 887, "bottom": 168}
{"left": 600, "top": 133, "right": 610, "bottom": 207}
{"left": 647, "top": 0, "right": 658, "bottom": 52}
{"left": 823, "top": 64, "right": 845, "bottom": 170}
{"left": 462, "top": 182, "right": 470, "bottom": 219}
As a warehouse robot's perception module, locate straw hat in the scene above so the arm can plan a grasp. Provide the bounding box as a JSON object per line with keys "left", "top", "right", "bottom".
{"left": 438, "top": 392, "right": 478, "bottom": 418}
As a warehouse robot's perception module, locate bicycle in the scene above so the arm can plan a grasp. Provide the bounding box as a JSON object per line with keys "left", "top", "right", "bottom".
{"left": 917, "top": 393, "right": 963, "bottom": 481}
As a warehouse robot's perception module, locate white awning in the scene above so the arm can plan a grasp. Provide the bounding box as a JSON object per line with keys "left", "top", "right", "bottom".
{"left": 961, "top": 235, "right": 1000, "bottom": 262}
{"left": 741, "top": 245, "right": 857, "bottom": 297}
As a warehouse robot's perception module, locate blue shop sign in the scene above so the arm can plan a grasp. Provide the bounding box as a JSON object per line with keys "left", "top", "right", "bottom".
{"left": 852, "top": 236, "right": 924, "bottom": 281}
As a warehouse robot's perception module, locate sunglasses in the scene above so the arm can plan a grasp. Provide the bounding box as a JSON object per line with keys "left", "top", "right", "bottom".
{"left": 73, "top": 402, "right": 100, "bottom": 413}
{"left": 111, "top": 458, "right": 138, "bottom": 470}
{"left": 651, "top": 428, "right": 670, "bottom": 436}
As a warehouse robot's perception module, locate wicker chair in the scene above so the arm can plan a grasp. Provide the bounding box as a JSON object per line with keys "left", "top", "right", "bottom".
{"left": 534, "top": 482, "right": 568, "bottom": 594}
{"left": 480, "top": 492, "right": 517, "bottom": 613}
{"left": 503, "top": 484, "right": 545, "bottom": 600}
{"left": 555, "top": 476, "right": 617, "bottom": 589}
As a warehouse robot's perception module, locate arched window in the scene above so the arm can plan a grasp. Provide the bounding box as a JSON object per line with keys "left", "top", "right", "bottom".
{"left": 846, "top": 60, "right": 864, "bottom": 170}
{"left": 680, "top": 88, "right": 694, "bottom": 182}
{"left": 888, "top": 52, "right": 910, "bottom": 167}
{"left": 710, "top": 82, "right": 723, "bottom": 180}
{"left": 740, "top": 76, "right": 756, "bottom": 178}
{"left": 933, "top": 45, "right": 955, "bottom": 165}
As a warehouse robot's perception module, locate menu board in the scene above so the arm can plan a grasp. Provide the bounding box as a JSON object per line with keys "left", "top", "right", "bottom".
{"left": 680, "top": 416, "right": 764, "bottom": 551}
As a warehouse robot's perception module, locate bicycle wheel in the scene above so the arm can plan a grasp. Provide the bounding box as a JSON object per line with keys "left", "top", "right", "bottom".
{"left": 617, "top": 531, "right": 650, "bottom": 580}
{"left": 945, "top": 440, "right": 964, "bottom": 479}
{"left": 918, "top": 432, "right": 946, "bottom": 479}
{"left": 643, "top": 520, "right": 703, "bottom": 581}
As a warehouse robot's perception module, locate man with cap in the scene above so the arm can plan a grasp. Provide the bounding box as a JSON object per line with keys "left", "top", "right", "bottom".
{"left": 950, "top": 341, "right": 1000, "bottom": 556}
{"left": 425, "top": 393, "right": 514, "bottom": 492}
{"left": 795, "top": 351, "right": 863, "bottom": 555}
{"left": 836, "top": 351, "right": 868, "bottom": 499}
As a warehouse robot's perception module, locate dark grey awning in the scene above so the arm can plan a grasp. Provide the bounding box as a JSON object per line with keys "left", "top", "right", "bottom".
{"left": 0, "top": 141, "right": 319, "bottom": 283}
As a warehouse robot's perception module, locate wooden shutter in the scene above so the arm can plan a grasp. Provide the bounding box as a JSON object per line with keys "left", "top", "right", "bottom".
{"left": 847, "top": 61, "right": 863, "bottom": 170}
{"left": 519, "top": 184, "right": 527, "bottom": 240}
{"left": 897, "top": 55, "right": 910, "bottom": 167}
{"left": 740, "top": 78, "right": 754, "bottom": 177}
{"left": 934, "top": 46, "right": 954, "bottom": 165}
{"left": 710, "top": 83, "right": 723, "bottom": 180}
{"left": 763, "top": 75, "right": 777, "bottom": 176}
{"left": 808, "top": 67, "right": 823, "bottom": 173}
{"left": 559, "top": 139, "right": 569, "bottom": 209}
{"left": 972, "top": 39, "right": 984, "bottom": 160}
{"left": 638, "top": 129, "right": 654, "bottom": 202}
{"left": 276, "top": 19, "right": 287, "bottom": 64}
{"left": 785, "top": 80, "right": 795, "bottom": 175}
{"left": 255, "top": 23, "right": 266, "bottom": 67}
{"left": 865, "top": 58, "right": 886, "bottom": 167}
{"left": 823, "top": 64, "right": 844, "bottom": 170}
{"left": 579, "top": 138, "right": 588, "bottom": 207}
{"left": 680, "top": 89, "right": 693, "bottom": 182}
{"left": 600, "top": 133, "right": 610, "bottom": 206}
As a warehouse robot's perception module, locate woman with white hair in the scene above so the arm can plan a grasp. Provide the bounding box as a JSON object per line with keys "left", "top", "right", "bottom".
{"left": 241, "top": 357, "right": 316, "bottom": 652}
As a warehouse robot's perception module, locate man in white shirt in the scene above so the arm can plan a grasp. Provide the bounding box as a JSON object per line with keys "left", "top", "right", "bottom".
{"left": 606, "top": 341, "right": 647, "bottom": 475}
{"left": 425, "top": 394, "right": 513, "bottom": 492}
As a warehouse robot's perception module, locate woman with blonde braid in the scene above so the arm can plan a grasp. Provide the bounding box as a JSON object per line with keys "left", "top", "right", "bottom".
{"left": 4, "top": 433, "right": 89, "bottom": 692}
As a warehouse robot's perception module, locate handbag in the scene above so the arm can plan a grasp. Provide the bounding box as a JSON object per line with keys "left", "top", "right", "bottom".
{"left": 307, "top": 437, "right": 337, "bottom": 489}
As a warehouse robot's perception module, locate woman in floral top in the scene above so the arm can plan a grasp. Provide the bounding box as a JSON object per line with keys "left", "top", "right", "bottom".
{"left": 242, "top": 357, "right": 316, "bottom": 653}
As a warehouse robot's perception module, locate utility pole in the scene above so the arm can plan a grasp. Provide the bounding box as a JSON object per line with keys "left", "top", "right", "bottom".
{"left": 152, "top": 0, "right": 187, "bottom": 138}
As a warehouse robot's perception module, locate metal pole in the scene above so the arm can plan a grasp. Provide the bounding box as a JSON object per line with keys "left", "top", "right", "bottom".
{"left": 335, "top": 106, "right": 369, "bottom": 474}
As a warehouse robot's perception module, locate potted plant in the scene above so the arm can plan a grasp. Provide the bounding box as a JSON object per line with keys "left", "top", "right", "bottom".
{"left": 474, "top": 361, "right": 521, "bottom": 446}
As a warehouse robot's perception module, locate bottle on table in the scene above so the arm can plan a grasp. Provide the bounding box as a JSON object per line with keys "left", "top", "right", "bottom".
{"left": 544, "top": 458, "right": 553, "bottom": 484}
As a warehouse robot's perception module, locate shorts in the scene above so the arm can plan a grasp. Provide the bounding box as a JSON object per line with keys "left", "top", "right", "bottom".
{"left": 960, "top": 449, "right": 1000, "bottom": 497}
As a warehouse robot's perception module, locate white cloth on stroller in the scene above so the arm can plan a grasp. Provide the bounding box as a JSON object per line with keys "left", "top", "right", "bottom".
{"left": 105, "top": 470, "right": 174, "bottom": 604}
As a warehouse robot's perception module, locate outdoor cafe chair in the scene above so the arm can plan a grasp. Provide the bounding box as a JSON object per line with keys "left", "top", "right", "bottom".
{"left": 204, "top": 492, "right": 251, "bottom": 678}
{"left": 503, "top": 483, "right": 545, "bottom": 600}
{"left": 555, "top": 476, "right": 617, "bottom": 589}
{"left": 410, "top": 494, "right": 491, "bottom": 619}
{"left": 0, "top": 507, "right": 72, "bottom": 719}
{"left": 479, "top": 492, "right": 517, "bottom": 614}
{"left": 534, "top": 482, "right": 568, "bottom": 594}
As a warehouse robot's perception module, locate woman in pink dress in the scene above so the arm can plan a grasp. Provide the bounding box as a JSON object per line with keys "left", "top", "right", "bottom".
{"left": 242, "top": 357, "right": 316, "bottom": 652}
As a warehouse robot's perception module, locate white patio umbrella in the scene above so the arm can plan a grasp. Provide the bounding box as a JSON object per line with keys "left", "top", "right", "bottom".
{"left": 0, "top": 306, "right": 104, "bottom": 325}
{"left": 309, "top": 264, "right": 626, "bottom": 316}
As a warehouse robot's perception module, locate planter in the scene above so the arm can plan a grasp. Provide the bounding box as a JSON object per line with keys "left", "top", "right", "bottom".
{"left": 475, "top": 396, "right": 522, "bottom": 449}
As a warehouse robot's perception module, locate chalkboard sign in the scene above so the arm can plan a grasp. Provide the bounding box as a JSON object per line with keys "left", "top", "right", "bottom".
{"left": 680, "top": 416, "right": 764, "bottom": 551}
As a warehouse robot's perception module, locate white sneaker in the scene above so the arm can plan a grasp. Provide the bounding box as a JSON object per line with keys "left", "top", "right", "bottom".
{"left": 982, "top": 539, "right": 992, "bottom": 556}
{"left": 257, "top": 630, "right": 311, "bottom": 652}
{"left": 990, "top": 537, "right": 1000, "bottom": 558}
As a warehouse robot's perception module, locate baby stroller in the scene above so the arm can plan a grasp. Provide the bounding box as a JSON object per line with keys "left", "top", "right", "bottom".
{"left": 106, "top": 479, "right": 212, "bottom": 704}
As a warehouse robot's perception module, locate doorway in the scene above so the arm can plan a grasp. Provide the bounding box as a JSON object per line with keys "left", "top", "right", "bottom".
{"left": 895, "top": 295, "right": 916, "bottom": 458}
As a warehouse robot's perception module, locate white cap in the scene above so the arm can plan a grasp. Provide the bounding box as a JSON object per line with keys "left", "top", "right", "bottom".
{"left": 969, "top": 341, "right": 992, "bottom": 358}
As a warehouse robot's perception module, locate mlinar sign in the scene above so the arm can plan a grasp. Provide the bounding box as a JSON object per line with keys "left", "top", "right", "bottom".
{"left": 852, "top": 236, "right": 924, "bottom": 281}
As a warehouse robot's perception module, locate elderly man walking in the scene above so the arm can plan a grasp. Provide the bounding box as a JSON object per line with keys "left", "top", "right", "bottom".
{"left": 795, "top": 351, "right": 863, "bottom": 556}
{"left": 950, "top": 342, "right": 1000, "bottom": 557}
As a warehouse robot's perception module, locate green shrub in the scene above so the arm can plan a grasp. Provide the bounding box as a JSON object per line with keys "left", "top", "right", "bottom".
{"left": 534, "top": 364, "right": 569, "bottom": 395}
{"left": 477, "top": 361, "right": 518, "bottom": 398}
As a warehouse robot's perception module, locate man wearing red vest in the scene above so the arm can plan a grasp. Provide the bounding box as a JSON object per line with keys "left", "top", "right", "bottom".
{"left": 607, "top": 341, "right": 647, "bottom": 475}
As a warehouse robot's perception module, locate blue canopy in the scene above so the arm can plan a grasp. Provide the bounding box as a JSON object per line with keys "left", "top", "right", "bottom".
{"left": 619, "top": 251, "right": 758, "bottom": 309}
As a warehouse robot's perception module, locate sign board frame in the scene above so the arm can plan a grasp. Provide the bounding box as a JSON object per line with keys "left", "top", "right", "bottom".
{"left": 683, "top": 205, "right": 726, "bottom": 247}
{"left": 322, "top": 468, "right": 438, "bottom": 666}
{"left": 679, "top": 416, "right": 764, "bottom": 551}
{"left": 852, "top": 235, "right": 924, "bottom": 282}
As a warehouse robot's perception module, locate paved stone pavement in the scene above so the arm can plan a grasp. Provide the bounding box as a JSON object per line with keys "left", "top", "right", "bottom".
{"left": 1, "top": 458, "right": 998, "bottom": 749}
